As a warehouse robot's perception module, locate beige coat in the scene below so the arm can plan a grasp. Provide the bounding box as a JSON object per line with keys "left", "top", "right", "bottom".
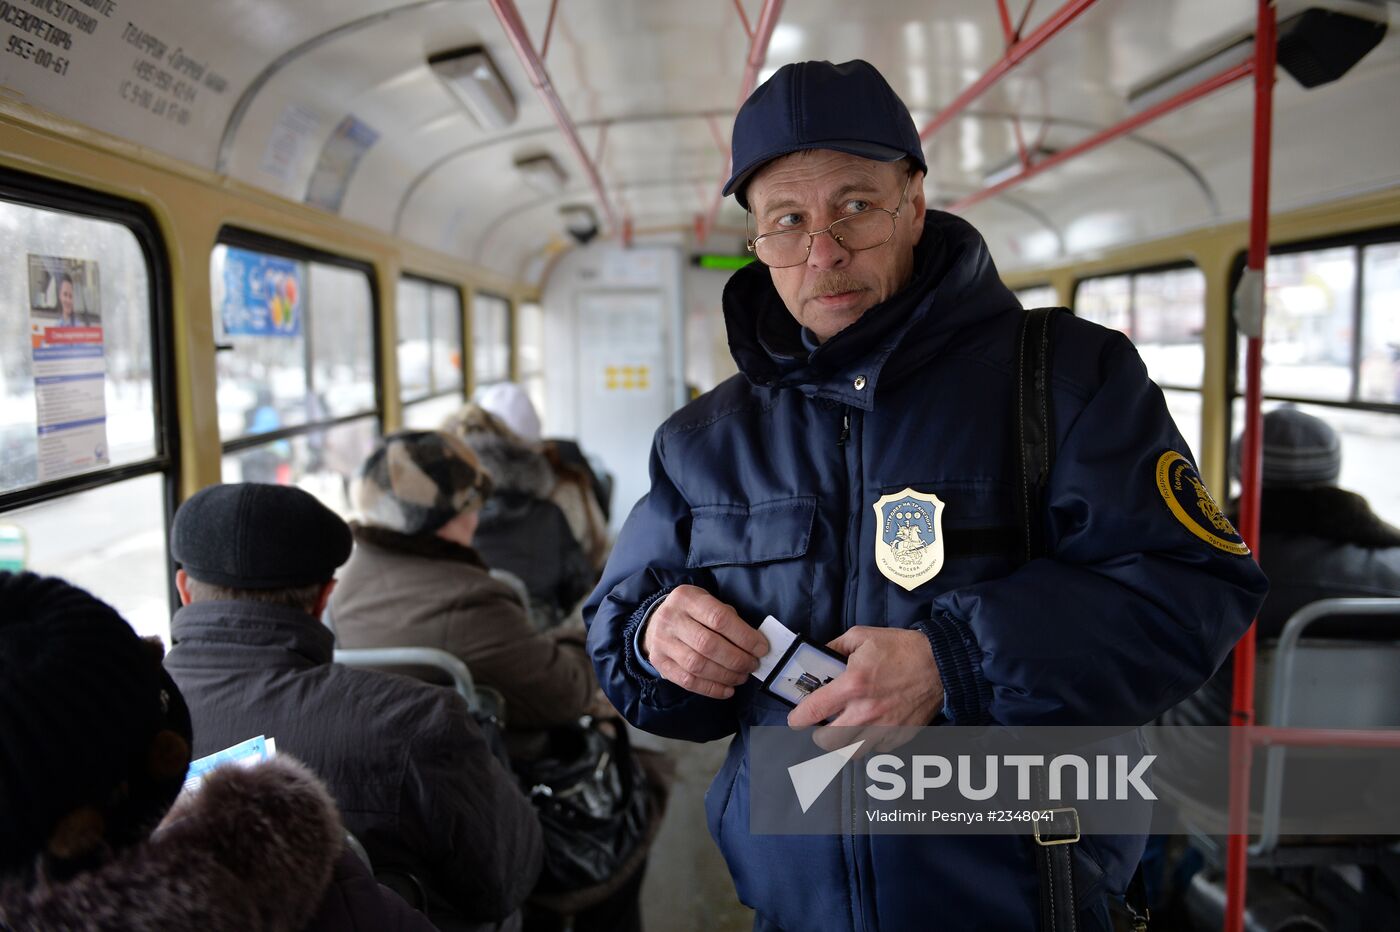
{"left": 328, "top": 525, "right": 595, "bottom": 735}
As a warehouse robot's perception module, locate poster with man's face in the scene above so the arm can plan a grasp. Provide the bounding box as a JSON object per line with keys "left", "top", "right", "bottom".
{"left": 28, "top": 254, "right": 102, "bottom": 334}
{"left": 25, "top": 254, "right": 109, "bottom": 482}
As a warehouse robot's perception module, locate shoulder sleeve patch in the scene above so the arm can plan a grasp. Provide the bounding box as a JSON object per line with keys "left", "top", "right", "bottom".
{"left": 1154, "top": 451, "right": 1251, "bottom": 556}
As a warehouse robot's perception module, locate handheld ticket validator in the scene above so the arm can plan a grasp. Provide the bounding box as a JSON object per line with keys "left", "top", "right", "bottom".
{"left": 752, "top": 615, "right": 848, "bottom": 707}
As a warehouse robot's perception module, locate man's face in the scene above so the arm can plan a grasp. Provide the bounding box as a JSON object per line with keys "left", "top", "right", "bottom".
{"left": 58, "top": 280, "right": 74, "bottom": 319}
{"left": 747, "top": 150, "right": 925, "bottom": 343}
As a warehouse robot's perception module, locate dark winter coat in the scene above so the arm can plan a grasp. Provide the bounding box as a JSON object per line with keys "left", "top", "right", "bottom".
{"left": 164, "top": 600, "right": 542, "bottom": 930}
{"left": 585, "top": 211, "right": 1268, "bottom": 931}
{"left": 0, "top": 756, "right": 435, "bottom": 931}
{"left": 467, "top": 431, "right": 594, "bottom": 625}
{"left": 330, "top": 526, "right": 595, "bottom": 743}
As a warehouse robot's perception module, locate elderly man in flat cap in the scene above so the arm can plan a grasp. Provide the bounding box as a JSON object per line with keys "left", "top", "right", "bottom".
{"left": 584, "top": 59, "right": 1268, "bottom": 931}
{"left": 163, "top": 482, "right": 542, "bottom": 931}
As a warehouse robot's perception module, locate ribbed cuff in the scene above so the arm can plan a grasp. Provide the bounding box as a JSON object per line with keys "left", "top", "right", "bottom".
{"left": 915, "top": 612, "right": 994, "bottom": 725}
{"left": 622, "top": 587, "right": 675, "bottom": 698}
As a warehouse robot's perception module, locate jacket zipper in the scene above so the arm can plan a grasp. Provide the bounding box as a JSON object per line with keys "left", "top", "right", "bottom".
{"left": 841, "top": 405, "right": 868, "bottom": 932}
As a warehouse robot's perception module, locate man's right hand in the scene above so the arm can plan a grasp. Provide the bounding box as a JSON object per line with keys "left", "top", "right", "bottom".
{"left": 641, "top": 585, "right": 769, "bottom": 699}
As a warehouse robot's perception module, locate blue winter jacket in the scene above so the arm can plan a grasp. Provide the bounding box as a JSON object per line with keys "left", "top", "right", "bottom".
{"left": 584, "top": 211, "right": 1268, "bottom": 931}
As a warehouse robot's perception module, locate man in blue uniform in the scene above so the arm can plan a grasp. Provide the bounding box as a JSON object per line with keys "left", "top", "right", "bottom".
{"left": 584, "top": 59, "right": 1267, "bottom": 931}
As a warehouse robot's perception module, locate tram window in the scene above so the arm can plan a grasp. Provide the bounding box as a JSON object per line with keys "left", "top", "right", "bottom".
{"left": 7, "top": 474, "right": 170, "bottom": 640}
{"left": 211, "top": 245, "right": 378, "bottom": 441}
{"left": 221, "top": 416, "right": 377, "bottom": 515}
{"left": 1241, "top": 246, "right": 1356, "bottom": 402}
{"left": 1074, "top": 275, "right": 1132, "bottom": 336}
{"left": 1231, "top": 398, "right": 1400, "bottom": 527}
{"left": 1360, "top": 242, "right": 1400, "bottom": 404}
{"left": 1074, "top": 266, "right": 1206, "bottom": 458}
{"left": 398, "top": 275, "right": 465, "bottom": 429}
{"left": 0, "top": 179, "right": 175, "bottom": 641}
{"left": 473, "top": 292, "right": 512, "bottom": 386}
{"left": 1014, "top": 285, "right": 1058, "bottom": 309}
{"left": 0, "top": 201, "right": 159, "bottom": 493}
{"left": 518, "top": 300, "right": 546, "bottom": 420}
{"left": 211, "top": 234, "right": 381, "bottom": 516}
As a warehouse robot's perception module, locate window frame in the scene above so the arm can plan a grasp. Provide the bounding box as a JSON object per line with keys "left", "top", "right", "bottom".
{"left": 1226, "top": 226, "right": 1400, "bottom": 423}
{"left": 0, "top": 167, "right": 180, "bottom": 517}
{"left": 212, "top": 226, "right": 385, "bottom": 458}
{"left": 471, "top": 289, "right": 515, "bottom": 388}
{"left": 397, "top": 272, "right": 467, "bottom": 409}
{"left": 1071, "top": 259, "right": 1205, "bottom": 393}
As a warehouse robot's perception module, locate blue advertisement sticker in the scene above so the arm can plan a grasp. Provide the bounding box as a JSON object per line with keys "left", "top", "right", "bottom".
{"left": 221, "top": 247, "right": 303, "bottom": 337}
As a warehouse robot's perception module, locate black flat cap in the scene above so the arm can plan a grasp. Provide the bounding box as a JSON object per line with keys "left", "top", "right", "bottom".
{"left": 171, "top": 483, "right": 352, "bottom": 589}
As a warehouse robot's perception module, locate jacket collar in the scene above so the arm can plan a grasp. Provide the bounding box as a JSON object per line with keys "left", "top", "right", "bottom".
{"left": 169, "top": 599, "right": 333, "bottom": 667}
{"left": 723, "top": 210, "right": 1020, "bottom": 410}
{"left": 351, "top": 523, "right": 489, "bottom": 567}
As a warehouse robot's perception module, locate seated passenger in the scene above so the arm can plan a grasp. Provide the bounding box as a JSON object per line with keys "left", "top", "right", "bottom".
{"left": 161, "top": 483, "right": 542, "bottom": 931}
{"left": 329, "top": 430, "right": 595, "bottom": 754}
{"left": 1167, "top": 406, "right": 1400, "bottom": 727}
{"left": 470, "top": 383, "right": 610, "bottom": 572}
{"left": 441, "top": 404, "right": 593, "bottom": 627}
{"left": 0, "top": 571, "right": 433, "bottom": 932}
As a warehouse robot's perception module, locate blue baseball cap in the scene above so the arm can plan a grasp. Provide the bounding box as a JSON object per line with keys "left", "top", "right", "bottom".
{"left": 723, "top": 59, "right": 928, "bottom": 210}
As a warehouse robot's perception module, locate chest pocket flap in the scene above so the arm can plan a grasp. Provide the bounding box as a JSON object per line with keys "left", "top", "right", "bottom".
{"left": 686, "top": 496, "right": 817, "bottom": 568}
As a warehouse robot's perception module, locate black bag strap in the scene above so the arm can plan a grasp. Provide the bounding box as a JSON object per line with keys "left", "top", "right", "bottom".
{"left": 1015, "top": 307, "right": 1061, "bottom": 566}
{"left": 1016, "top": 307, "right": 1149, "bottom": 932}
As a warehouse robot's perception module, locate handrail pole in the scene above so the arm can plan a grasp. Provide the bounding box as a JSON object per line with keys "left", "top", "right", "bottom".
{"left": 1225, "top": 3, "right": 1278, "bottom": 930}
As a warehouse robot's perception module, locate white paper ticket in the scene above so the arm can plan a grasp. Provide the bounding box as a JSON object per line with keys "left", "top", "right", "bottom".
{"left": 752, "top": 614, "right": 799, "bottom": 683}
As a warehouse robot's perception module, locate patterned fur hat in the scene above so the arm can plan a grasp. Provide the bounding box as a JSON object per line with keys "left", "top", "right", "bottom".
{"left": 352, "top": 430, "right": 494, "bottom": 535}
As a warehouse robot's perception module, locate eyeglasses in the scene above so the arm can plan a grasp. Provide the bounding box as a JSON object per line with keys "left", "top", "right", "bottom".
{"left": 746, "top": 172, "right": 914, "bottom": 269}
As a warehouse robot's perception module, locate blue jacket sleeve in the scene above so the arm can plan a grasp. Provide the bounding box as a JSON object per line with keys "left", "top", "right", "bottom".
{"left": 921, "top": 336, "right": 1268, "bottom": 726}
{"left": 583, "top": 430, "right": 742, "bottom": 742}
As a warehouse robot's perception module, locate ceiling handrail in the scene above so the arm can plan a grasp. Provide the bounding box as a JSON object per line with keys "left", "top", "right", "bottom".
{"left": 488, "top": 0, "right": 619, "bottom": 234}
{"left": 918, "top": 0, "right": 1099, "bottom": 143}
{"left": 946, "top": 60, "right": 1252, "bottom": 213}
{"left": 699, "top": 0, "right": 785, "bottom": 244}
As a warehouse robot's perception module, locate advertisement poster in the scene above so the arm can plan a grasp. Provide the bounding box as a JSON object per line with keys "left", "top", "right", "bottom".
{"left": 219, "top": 247, "right": 303, "bottom": 337}
{"left": 27, "top": 254, "right": 110, "bottom": 481}
{"left": 305, "top": 114, "right": 379, "bottom": 213}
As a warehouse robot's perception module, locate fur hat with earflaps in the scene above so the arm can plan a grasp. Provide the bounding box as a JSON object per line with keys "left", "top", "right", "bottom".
{"left": 352, "top": 429, "right": 495, "bottom": 536}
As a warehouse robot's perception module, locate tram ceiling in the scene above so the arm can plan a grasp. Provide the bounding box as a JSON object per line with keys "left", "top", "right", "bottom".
{"left": 0, "top": 0, "right": 1393, "bottom": 281}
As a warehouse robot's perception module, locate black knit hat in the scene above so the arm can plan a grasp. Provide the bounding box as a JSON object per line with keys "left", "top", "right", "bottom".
{"left": 352, "top": 430, "right": 494, "bottom": 536}
{"left": 0, "top": 572, "right": 192, "bottom": 879}
{"left": 171, "top": 483, "right": 353, "bottom": 589}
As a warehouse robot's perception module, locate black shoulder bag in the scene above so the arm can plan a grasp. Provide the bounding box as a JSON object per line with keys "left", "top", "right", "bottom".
{"left": 1014, "top": 308, "right": 1150, "bottom": 932}
{"left": 513, "top": 716, "right": 651, "bottom": 894}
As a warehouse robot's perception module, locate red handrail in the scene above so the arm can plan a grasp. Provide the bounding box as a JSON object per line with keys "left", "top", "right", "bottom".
{"left": 488, "top": 0, "right": 619, "bottom": 234}
{"left": 700, "top": 0, "right": 785, "bottom": 244}
{"left": 1225, "top": 3, "right": 1279, "bottom": 925}
{"left": 918, "top": 0, "right": 1100, "bottom": 142}
{"left": 946, "top": 60, "right": 1252, "bottom": 213}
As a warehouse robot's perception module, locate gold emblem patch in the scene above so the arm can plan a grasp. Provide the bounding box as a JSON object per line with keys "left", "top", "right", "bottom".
{"left": 1154, "top": 451, "right": 1250, "bottom": 556}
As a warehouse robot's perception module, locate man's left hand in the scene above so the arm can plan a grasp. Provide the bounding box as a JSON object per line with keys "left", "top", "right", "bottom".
{"left": 786, "top": 626, "right": 945, "bottom": 751}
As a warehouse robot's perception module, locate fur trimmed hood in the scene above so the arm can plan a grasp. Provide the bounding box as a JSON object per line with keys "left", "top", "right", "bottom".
{"left": 464, "top": 430, "right": 556, "bottom": 501}
{"left": 0, "top": 757, "right": 342, "bottom": 932}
